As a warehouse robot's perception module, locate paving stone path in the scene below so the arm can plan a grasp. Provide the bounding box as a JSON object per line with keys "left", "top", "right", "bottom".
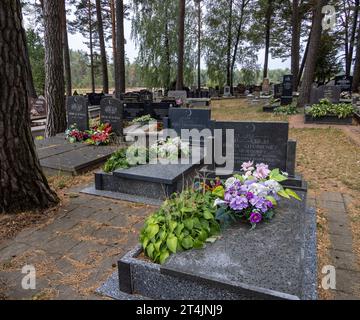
{"left": 0, "top": 190, "right": 156, "bottom": 300}
{"left": 309, "top": 192, "right": 360, "bottom": 300}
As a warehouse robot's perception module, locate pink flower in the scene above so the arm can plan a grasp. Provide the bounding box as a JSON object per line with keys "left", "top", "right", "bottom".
{"left": 241, "top": 161, "right": 254, "bottom": 173}
{"left": 254, "top": 163, "right": 270, "bottom": 180}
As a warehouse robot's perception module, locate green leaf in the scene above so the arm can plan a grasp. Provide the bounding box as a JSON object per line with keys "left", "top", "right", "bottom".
{"left": 184, "top": 219, "right": 194, "bottom": 230}
{"left": 285, "top": 189, "right": 302, "bottom": 201}
{"left": 146, "top": 243, "right": 154, "bottom": 259}
{"left": 169, "top": 221, "right": 177, "bottom": 233}
{"left": 203, "top": 210, "right": 214, "bottom": 220}
{"left": 193, "top": 239, "right": 204, "bottom": 249}
{"left": 146, "top": 224, "right": 159, "bottom": 239}
{"left": 182, "top": 236, "right": 194, "bottom": 250}
{"left": 266, "top": 196, "right": 277, "bottom": 206}
{"left": 278, "top": 189, "right": 290, "bottom": 199}
{"left": 175, "top": 223, "right": 184, "bottom": 236}
{"left": 212, "top": 186, "right": 225, "bottom": 198}
{"left": 142, "top": 237, "right": 149, "bottom": 249}
{"left": 159, "top": 250, "right": 170, "bottom": 264}
{"left": 166, "top": 235, "right": 178, "bottom": 253}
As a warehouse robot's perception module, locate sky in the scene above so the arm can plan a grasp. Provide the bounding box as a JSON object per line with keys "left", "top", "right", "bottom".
{"left": 67, "top": 14, "right": 291, "bottom": 71}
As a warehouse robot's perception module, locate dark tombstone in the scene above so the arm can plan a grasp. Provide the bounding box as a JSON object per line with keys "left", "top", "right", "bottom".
{"left": 212, "top": 121, "right": 290, "bottom": 173}
{"left": 167, "top": 108, "right": 212, "bottom": 135}
{"left": 281, "top": 75, "right": 293, "bottom": 106}
{"left": 87, "top": 92, "right": 105, "bottom": 106}
{"left": 309, "top": 86, "right": 319, "bottom": 105}
{"left": 100, "top": 98, "right": 123, "bottom": 135}
{"left": 66, "top": 96, "right": 89, "bottom": 131}
{"left": 29, "top": 95, "right": 47, "bottom": 118}
{"left": 123, "top": 102, "right": 146, "bottom": 120}
{"left": 316, "top": 85, "right": 341, "bottom": 104}
{"left": 274, "top": 84, "right": 283, "bottom": 99}
{"left": 149, "top": 102, "right": 174, "bottom": 120}
{"left": 335, "top": 75, "right": 353, "bottom": 92}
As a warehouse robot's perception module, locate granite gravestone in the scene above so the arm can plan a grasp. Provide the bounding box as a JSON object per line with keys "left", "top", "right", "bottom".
{"left": 167, "top": 91, "right": 188, "bottom": 104}
{"left": 335, "top": 75, "right": 353, "bottom": 92}
{"left": 223, "top": 86, "right": 231, "bottom": 97}
{"left": 281, "top": 75, "right": 293, "bottom": 106}
{"left": 274, "top": 84, "right": 283, "bottom": 99}
{"left": 310, "top": 85, "right": 341, "bottom": 105}
{"left": 67, "top": 96, "right": 89, "bottom": 131}
{"left": 166, "top": 108, "right": 212, "bottom": 136}
{"left": 150, "top": 102, "right": 174, "bottom": 120}
{"left": 212, "top": 121, "right": 289, "bottom": 172}
{"left": 100, "top": 98, "right": 123, "bottom": 135}
{"left": 262, "top": 78, "right": 270, "bottom": 95}
{"left": 29, "top": 96, "right": 47, "bottom": 118}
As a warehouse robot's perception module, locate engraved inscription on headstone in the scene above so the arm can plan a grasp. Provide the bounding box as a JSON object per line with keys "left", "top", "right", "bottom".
{"left": 168, "top": 108, "right": 211, "bottom": 135}
{"left": 100, "top": 98, "right": 122, "bottom": 135}
{"left": 66, "top": 96, "right": 89, "bottom": 131}
{"left": 212, "top": 122, "right": 289, "bottom": 172}
{"left": 29, "top": 96, "right": 47, "bottom": 117}
{"left": 335, "top": 75, "right": 353, "bottom": 92}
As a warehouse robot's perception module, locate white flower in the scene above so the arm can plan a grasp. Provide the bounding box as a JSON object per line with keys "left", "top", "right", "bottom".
{"left": 214, "top": 199, "right": 226, "bottom": 207}
{"left": 264, "top": 179, "right": 282, "bottom": 193}
{"left": 225, "top": 177, "right": 238, "bottom": 189}
{"left": 248, "top": 183, "right": 269, "bottom": 197}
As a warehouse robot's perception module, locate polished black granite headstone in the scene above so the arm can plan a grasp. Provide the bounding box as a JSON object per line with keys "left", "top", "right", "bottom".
{"left": 281, "top": 75, "right": 293, "bottom": 106}
{"left": 100, "top": 97, "right": 123, "bottom": 135}
{"left": 66, "top": 96, "right": 89, "bottom": 131}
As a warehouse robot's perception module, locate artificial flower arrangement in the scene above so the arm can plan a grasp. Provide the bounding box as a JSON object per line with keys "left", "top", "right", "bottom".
{"left": 212, "top": 161, "right": 301, "bottom": 229}
{"left": 131, "top": 115, "right": 156, "bottom": 125}
{"left": 149, "top": 137, "right": 190, "bottom": 161}
{"left": 65, "top": 123, "right": 113, "bottom": 146}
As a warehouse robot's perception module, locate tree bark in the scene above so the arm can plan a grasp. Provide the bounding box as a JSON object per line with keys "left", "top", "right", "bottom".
{"left": 176, "top": 0, "right": 186, "bottom": 90}
{"left": 62, "top": 0, "right": 72, "bottom": 97}
{"left": 263, "top": 0, "right": 273, "bottom": 79}
{"left": 0, "top": 0, "right": 59, "bottom": 213}
{"left": 88, "top": 0, "right": 95, "bottom": 93}
{"left": 43, "top": 0, "right": 67, "bottom": 137}
{"left": 196, "top": 0, "right": 201, "bottom": 92}
{"left": 110, "top": 0, "right": 117, "bottom": 93}
{"left": 226, "top": 0, "right": 233, "bottom": 87}
{"left": 114, "top": 0, "right": 125, "bottom": 136}
{"left": 353, "top": 18, "right": 360, "bottom": 92}
{"left": 298, "top": 0, "right": 327, "bottom": 107}
{"left": 346, "top": 0, "right": 359, "bottom": 76}
{"left": 96, "top": 0, "right": 109, "bottom": 94}
{"left": 291, "top": 0, "right": 301, "bottom": 90}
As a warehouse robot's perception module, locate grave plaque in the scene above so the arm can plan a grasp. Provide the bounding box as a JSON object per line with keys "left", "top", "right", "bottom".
{"left": 29, "top": 95, "right": 47, "bottom": 118}
{"left": 168, "top": 108, "right": 212, "bottom": 135}
{"left": 66, "top": 96, "right": 89, "bottom": 131}
{"left": 335, "top": 75, "right": 353, "bottom": 92}
{"left": 281, "top": 75, "right": 293, "bottom": 106}
{"left": 212, "top": 121, "right": 289, "bottom": 172}
{"left": 100, "top": 98, "right": 123, "bottom": 135}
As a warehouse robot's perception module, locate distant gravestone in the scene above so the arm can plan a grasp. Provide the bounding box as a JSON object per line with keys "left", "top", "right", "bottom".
{"left": 274, "top": 84, "right": 283, "bottom": 99}
{"left": 150, "top": 102, "right": 174, "bottom": 120}
{"left": 335, "top": 75, "right": 353, "bottom": 92}
{"left": 66, "top": 96, "right": 89, "bottom": 131}
{"left": 167, "top": 91, "right": 188, "bottom": 104}
{"left": 88, "top": 92, "right": 104, "bottom": 106}
{"left": 167, "top": 108, "right": 212, "bottom": 135}
{"left": 212, "top": 121, "right": 290, "bottom": 173}
{"left": 315, "top": 85, "right": 341, "bottom": 104}
{"left": 223, "top": 86, "right": 231, "bottom": 97}
{"left": 100, "top": 98, "right": 123, "bottom": 135}
{"left": 29, "top": 95, "right": 47, "bottom": 118}
{"left": 262, "top": 78, "right": 270, "bottom": 95}
{"left": 281, "top": 75, "right": 293, "bottom": 106}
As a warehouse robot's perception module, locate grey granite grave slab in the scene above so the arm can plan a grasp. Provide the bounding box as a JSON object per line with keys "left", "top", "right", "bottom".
{"left": 36, "top": 140, "right": 88, "bottom": 160}
{"left": 40, "top": 145, "right": 118, "bottom": 175}
{"left": 117, "top": 190, "right": 317, "bottom": 300}
{"left": 66, "top": 96, "right": 89, "bottom": 131}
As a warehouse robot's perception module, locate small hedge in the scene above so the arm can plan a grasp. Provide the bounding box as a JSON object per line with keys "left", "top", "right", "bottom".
{"left": 306, "top": 99, "right": 355, "bottom": 119}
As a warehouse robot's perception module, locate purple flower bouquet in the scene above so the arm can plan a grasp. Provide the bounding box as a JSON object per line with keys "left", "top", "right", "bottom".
{"left": 213, "top": 161, "right": 301, "bottom": 229}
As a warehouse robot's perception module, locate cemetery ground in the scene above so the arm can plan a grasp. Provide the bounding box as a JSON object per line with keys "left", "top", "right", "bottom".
{"left": 1, "top": 99, "right": 360, "bottom": 300}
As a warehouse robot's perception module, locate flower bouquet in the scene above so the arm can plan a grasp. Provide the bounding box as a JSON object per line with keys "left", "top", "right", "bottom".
{"left": 149, "top": 137, "right": 190, "bottom": 161}
{"left": 65, "top": 125, "right": 90, "bottom": 143}
{"left": 65, "top": 123, "right": 113, "bottom": 146}
{"left": 213, "top": 161, "right": 301, "bottom": 229}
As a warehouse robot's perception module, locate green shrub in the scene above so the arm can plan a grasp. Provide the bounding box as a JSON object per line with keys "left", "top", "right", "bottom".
{"left": 140, "top": 190, "right": 221, "bottom": 264}
{"left": 103, "top": 148, "right": 130, "bottom": 173}
{"left": 307, "top": 99, "right": 355, "bottom": 119}
{"left": 274, "top": 103, "right": 299, "bottom": 115}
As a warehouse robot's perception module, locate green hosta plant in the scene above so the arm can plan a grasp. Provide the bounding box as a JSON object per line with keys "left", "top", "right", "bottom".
{"left": 274, "top": 103, "right": 299, "bottom": 115}
{"left": 140, "top": 190, "right": 221, "bottom": 264}
{"left": 103, "top": 148, "right": 130, "bottom": 173}
{"left": 131, "top": 115, "right": 156, "bottom": 125}
{"left": 307, "top": 99, "right": 355, "bottom": 119}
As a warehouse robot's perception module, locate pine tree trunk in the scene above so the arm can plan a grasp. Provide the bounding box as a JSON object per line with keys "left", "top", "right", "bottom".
{"left": 298, "top": 0, "right": 326, "bottom": 107}
{"left": 291, "top": 0, "right": 300, "bottom": 90}
{"left": 110, "top": 0, "right": 117, "bottom": 93}
{"left": 62, "top": 0, "right": 72, "bottom": 97}
{"left": 353, "top": 18, "right": 360, "bottom": 92}
{"left": 96, "top": 0, "right": 109, "bottom": 94}
{"left": 176, "top": 0, "right": 185, "bottom": 90}
{"left": 44, "top": 0, "right": 67, "bottom": 137}
{"left": 226, "top": 0, "right": 233, "bottom": 87}
{"left": 263, "top": 0, "right": 273, "bottom": 79}
{"left": 346, "top": 0, "right": 359, "bottom": 76}
{"left": 115, "top": 0, "right": 126, "bottom": 96}
{"left": 197, "top": 0, "right": 201, "bottom": 92}
{"left": 0, "top": 0, "right": 59, "bottom": 213}
{"left": 88, "top": 0, "right": 95, "bottom": 93}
